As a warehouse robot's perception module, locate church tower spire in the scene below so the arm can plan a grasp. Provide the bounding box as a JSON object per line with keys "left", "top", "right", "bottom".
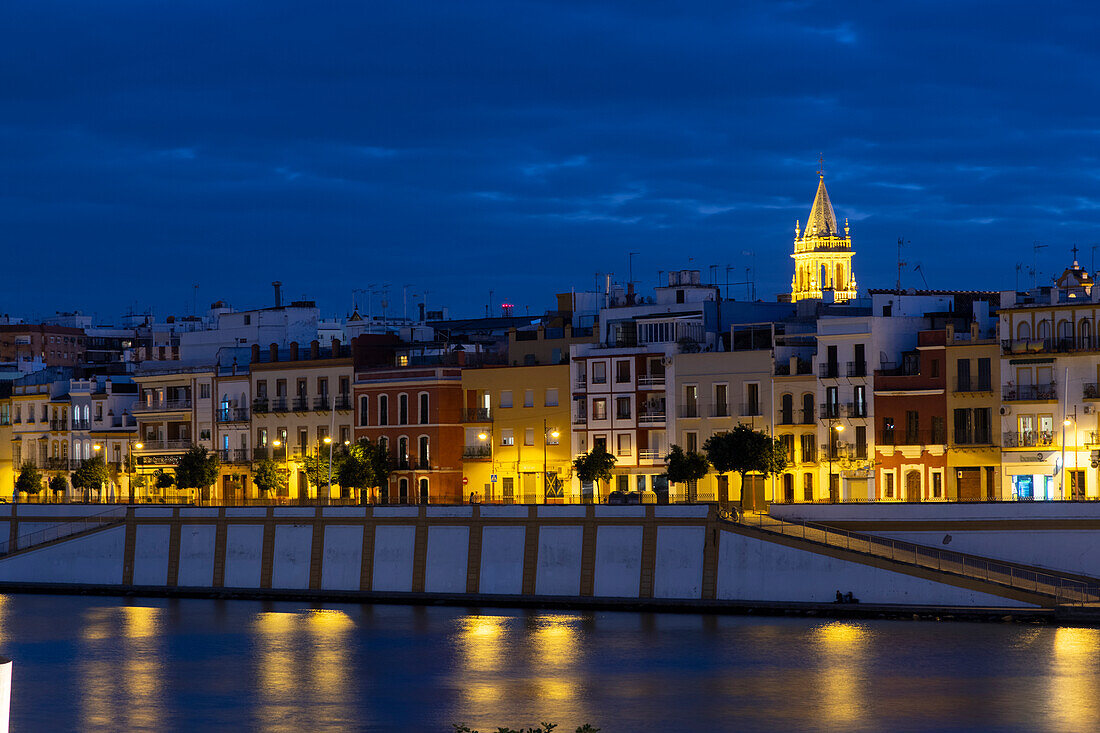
{"left": 790, "top": 170, "right": 857, "bottom": 302}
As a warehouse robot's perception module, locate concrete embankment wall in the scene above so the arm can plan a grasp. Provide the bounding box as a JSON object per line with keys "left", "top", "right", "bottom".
{"left": 770, "top": 503, "right": 1100, "bottom": 578}
{"left": 0, "top": 504, "right": 1035, "bottom": 609}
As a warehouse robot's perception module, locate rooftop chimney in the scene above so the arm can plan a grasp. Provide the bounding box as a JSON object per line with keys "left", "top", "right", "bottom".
{"left": 272, "top": 281, "right": 283, "bottom": 308}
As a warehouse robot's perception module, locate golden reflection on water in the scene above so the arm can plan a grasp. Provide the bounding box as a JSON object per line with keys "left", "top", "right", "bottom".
{"left": 79, "top": 605, "right": 163, "bottom": 732}
{"left": 254, "top": 609, "right": 356, "bottom": 733}
{"left": 1048, "top": 627, "right": 1100, "bottom": 732}
{"left": 811, "top": 621, "right": 869, "bottom": 727}
{"left": 454, "top": 614, "right": 588, "bottom": 726}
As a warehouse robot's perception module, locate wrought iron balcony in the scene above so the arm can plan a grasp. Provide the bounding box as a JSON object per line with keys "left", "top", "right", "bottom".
{"left": 461, "top": 408, "right": 493, "bottom": 422}
{"left": 1002, "top": 431, "right": 1055, "bottom": 449}
{"left": 132, "top": 399, "right": 192, "bottom": 413}
{"left": 462, "top": 445, "right": 491, "bottom": 459}
{"left": 216, "top": 407, "right": 249, "bottom": 423}
{"left": 1002, "top": 383, "right": 1057, "bottom": 402}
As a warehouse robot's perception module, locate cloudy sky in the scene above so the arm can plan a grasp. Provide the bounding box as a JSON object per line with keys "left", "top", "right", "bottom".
{"left": 2, "top": 1, "right": 1099, "bottom": 321}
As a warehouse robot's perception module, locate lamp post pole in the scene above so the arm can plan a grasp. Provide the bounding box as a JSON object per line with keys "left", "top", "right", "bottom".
{"left": 543, "top": 419, "right": 560, "bottom": 505}
{"left": 92, "top": 443, "right": 103, "bottom": 503}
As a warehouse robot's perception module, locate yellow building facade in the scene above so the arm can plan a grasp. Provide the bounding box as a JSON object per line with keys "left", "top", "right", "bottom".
{"left": 461, "top": 364, "right": 572, "bottom": 503}
{"left": 945, "top": 325, "right": 1002, "bottom": 500}
{"left": 791, "top": 174, "right": 858, "bottom": 303}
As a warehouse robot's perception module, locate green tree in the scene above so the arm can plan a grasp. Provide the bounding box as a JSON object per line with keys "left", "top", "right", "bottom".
{"left": 154, "top": 469, "right": 175, "bottom": 489}
{"left": 703, "top": 425, "right": 789, "bottom": 509}
{"left": 572, "top": 445, "right": 617, "bottom": 499}
{"left": 336, "top": 439, "right": 392, "bottom": 504}
{"left": 302, "top": 444, "right": 343, "bottom": 494}
{"left": 71, "top": 456, "right": 110, "bottom": 500}
{"left": 48, "top": 474, "right": 68, "bottom": 501}
{"left": 252, "top": 457, "right": 286, "bottom": 498}
{"left": 15, "top": 461, "right": 42, "bottom": 497}
{"left": 663, "top": 445, "right": 710, "bottom": 501}
{"left": 175, "top": 446, "right": 219, "bottom": 500}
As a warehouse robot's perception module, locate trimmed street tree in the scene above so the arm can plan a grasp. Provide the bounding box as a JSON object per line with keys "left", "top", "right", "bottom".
{"left": 175, "top": 446, "right": 219, "bottom": 501}
{"left": 48, "top": 474, "right": 68, "bottom": 502}
{"left": 71, "top": 456, "right": 110, "bottom": 501}
{"left": 572, "top": 445, "right": 617, "bottom": 501}
{"left": 14, "top": 461, "right": 42, "bottom": 497}
{"left": 704, "top": 425, "right": 789, "bottom": 510}
{"left": 663, "top": 445, "right": 710, "bottom": 501}
{"left": 252, "top": 457, "right": 286, "bottom": 498}
{"left": 154, "top": 469, "right": 175, "bottom": 490}
{"left": 337, "top": 438, "right": 392, "bottom": 504}
{"left": 302, "top": 444, "right": 343, "bottom": 496}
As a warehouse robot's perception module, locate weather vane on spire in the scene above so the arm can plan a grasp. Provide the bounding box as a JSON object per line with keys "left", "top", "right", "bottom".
{"left": 817, "top": 153, "right": 824, "bottom": 178}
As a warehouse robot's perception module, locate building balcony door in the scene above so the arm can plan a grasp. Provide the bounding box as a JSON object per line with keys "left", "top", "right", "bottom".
{"left": 905, "top": 470, "right": 922, "bottom": 502}
{"left": 1070, "top": 470, "right": 1086, "bottom": 500}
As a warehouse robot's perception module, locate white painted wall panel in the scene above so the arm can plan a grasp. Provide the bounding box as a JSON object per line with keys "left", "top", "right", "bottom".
{"left": 425, "top": 526, "right": 469, "bottom": 593}
{"left": 537, "top": 506, "right": 586, "bottom": 518}
{"left": 0, "top": 526, "right": 125, "bottom": 585}
{"left": 478, "top": 526, "right": 525, "bottom": 594}
{"left": 595, "top": 506, "right": 646, "bottom": 518}
{"left": 132, "top": 524, "right": 171, "bottom": 586}
{"left": 535, "top": 525, "right": 583, "bottom": 596}
{"left": 373, "top": 507, "right": 419, "bottom": 518}
{"left": 871, "top": 530, "right": 1100, "bottom": 578}
{"left": 322, "top": 507, "right": 366, "bottom": 517}
{"left": 135, "top": 508, "right": 174, "bottom": 518}
{"left": 654, "top": 506, "right": 709, "bottom": 518}
{"left": 273, "top": 508, "right": 314, "bottom": 518}
{"left": 427, "top": 506, "right": 473, "bottom": 518}
{"left": 321, "top": 525, "right": 364, "bottom": 590}
{"left": 271, "top": 525, "right": 313, "bottom": 589}
{"left": 225, "top": 508, "right": 267, "bottom": 518}
{"left": 654, "top": 526, "right": 704, "bottom": 598}
{"left": 480, "top": 506, "right": 528, "bottom": 518}
{"left": 593, "top": 525, "right": 643, "bottom": 597}
{"left": 177, "top": 524, "right": 216, "bottom": 586}
{"left": 715, "top": 530, "right": 1035, "bottom": 607}
{"left": 372, "top": 525, "right": 416, "bottom": 592}
{"left": 223, "top": 525, "right": 264, "bottom": 588}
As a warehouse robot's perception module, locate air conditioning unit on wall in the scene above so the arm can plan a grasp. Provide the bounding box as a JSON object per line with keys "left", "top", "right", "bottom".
{"left": 999, "top": 406, "right": 1012, "bottom": 416}
{"left": 1085, "top": 405, "right": 1094, "bottom": 415}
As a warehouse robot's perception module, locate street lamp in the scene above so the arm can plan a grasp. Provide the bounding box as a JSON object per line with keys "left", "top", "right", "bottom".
{"left": 324, "top": 435, "right": 334, "bottom": 501}
{"left": 477, "top": 427, "right": 494, "bottom": 502}
{"left": 92, "top": 444, "right": 103, "bottom": 503}
{"left": 272, "top": 439, "right": 290, "bottom": 499}
{"left": 129, "top": 440, "right": 143, "bottom": 504}
{"left": 543, "top": 419, "right": 560, "bottom": 504}
{"left": 828, "top": 424, "right": 843, "bottom": 502}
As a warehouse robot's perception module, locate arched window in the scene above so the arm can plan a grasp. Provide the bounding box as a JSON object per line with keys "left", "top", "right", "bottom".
{"left": 820, "top": 264, "right": 830, "bottom": 289}
{"left": 378, "top": 436, "right": 388, "bottom": 455}
{"left": 1037, "top": 319, "right": 1050, "bottom": 340}
{"left": 780, "top": 393, "right": 793, "bottom": 424}
{"left": 83, "top": 405, "right": 90, "bottom": 424}
{"left": 1079, "top": 318, "right": 1092, "bottom": 349}
{"left": 398, "top": 436, "right": 408, "bottom": 468}
{"left": 358, "top": 395, "right": 370, "bottom": 426}
{"left": 418, "top": 436, "right": 429, "bottom": 468}
{"left": 419, "top": 478, "right": 429, "bottom": 504}
{"left": 801, "top": 393, "right": 815, "bottom": 424}
{"left": 378, "top": 395, "right": 389, "bottom": 426}
{"left": 835, "top": 263, "right": 845, "bottom": 289}
{"left": 74, "top": 442, "right": 82, "bottom": 461}
{"left": 1017, "top": 321, "right": 1031, "bottom": 340}
{"left": 1058, "top": 319, "right": 1073, "bottom": 346}
{"left": 418, "top": 393, "right": 429, "bottom": 424}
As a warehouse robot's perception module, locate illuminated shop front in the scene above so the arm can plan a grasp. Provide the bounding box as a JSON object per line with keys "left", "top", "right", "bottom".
{"left": 1004, "top": 453, "right": 1060, "bottom": 501}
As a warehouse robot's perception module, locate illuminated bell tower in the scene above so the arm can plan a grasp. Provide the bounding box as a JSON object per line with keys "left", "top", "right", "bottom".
{"left": 790, "top": 172, "right": 857, "bottom": 302}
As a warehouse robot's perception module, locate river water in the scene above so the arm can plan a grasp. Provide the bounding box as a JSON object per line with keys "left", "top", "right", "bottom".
{"left": 1, "top": 594, "right": 1097, "bottom": 732}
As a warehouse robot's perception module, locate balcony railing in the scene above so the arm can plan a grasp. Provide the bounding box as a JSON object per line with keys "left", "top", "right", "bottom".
{"left": 638, "top": 412, "right": 666, "bottom": 424}
{"left": 216, "top": 449, "right": 252, "bottom": 463}
{"left": 216, "top": 407, "right": 249, "bottom": 423}
{"left": 72, "top": 419, "right": 91, "bottom": 430}
{"left": 777, "top": 410, "right": 795, "bottom": 426}
{"left": 314, "top": 396, "right": 332, "bottom": 411}
{"left": 878, "top": 430, "right": 946, "bottom": 446}
{"left": 819, "top": 403, "right": 841, "bottom": 420}
{"left": 819, "top": 362, "right": 840, "bottom": 379}
{"left": 639, "top": 449, "right": 665, "bottom": 461}
{"left": 638, "top": 375, "right": 666, "bottom": 387}
{"left": 253, "top": 399, "right": 269, "bottom": 413}
{"left": 739, "top": 403, "right": 761, "bottom": 417}
{"left": 679, "top": 404, "right": 700, "bottom": 418}
{"left": 1003, "top": 383, "right": 1057, "bottom": 402}
{"left": 49, "top": 420, "right": 66, "bottom": 431}
{"left": 334, "top": 394, "right": 352, "bottom": 411}
{"left": 135, "top": 439, "right": 192, "bottom": 451}
{"left": 292, "top": 397, "right": 310, "bottom": 412}
{"left": 954, "top": 379, "right": 993, "bottom": 393}
{"left": 572, "top": 414, "right": 587, "bottom": 425}
{"left": 954, "top": 431, "right": 994, "bottom": 446}
{"left": 132, "top": 399, "right": 192, "bottom": 413}
{"left": 775, "top": 359, "right": 813, "bottom": 376}
{"left": 1002, "top": 431, "right": 1055, "bottom": 449}
{"left": 415, "top": 460, "right": 431, "bottom": 470}
{"left": 1002, "top": 337, "right": 1100, "bottom": 355}
{"left": 461, "top": 408, "right": 493, "bottom": 422}
{"left": 462, "top": 445, "right": 491, "bottom": 459}
{"left": 270, "top": 398, "right": 289, "bottom": 412}
{"left": 710, "top": 404, "right": 731, "bottom": 418}
{"left": 847, "top": 361, "right": 867, "bottom": 377}
{"left": 574, "top": 379, "right": 587, "bottom": 390}
{"left": 845, "top": 403, "right": 868, "bottom": 418}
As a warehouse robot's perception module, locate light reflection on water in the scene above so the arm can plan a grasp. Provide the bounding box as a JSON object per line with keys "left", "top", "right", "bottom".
{"left": 1, "top": 595, "right": 1099, "bottom": 732}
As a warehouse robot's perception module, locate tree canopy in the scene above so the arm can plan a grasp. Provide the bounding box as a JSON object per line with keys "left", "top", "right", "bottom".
{"left": 175, "top": 446, "right": 219, "bottom": 490}
{"left": 48, "top": 474, "right": 68, "bottom": 498}
{"left": 703, "top": 425, "right": 789, "bottom": 507}
{"left": 572, "top": 445, "right": 616, "bottom": 487}
{"left": 663, "top": 445, "right": 710, "bottom": 486}
{"left": 252, "top": 457, "right": 286, "bottom": 496}
{"left": 302, "top": 444, "right": 342, "bottom": 490}
{"left": 337, "top": 438, "right": 392, "bottom": 497}
{"left": 15, "top": 461, "right": 42, "bottom": 495}
{"left": 71, "top": 456, "right": 109, "bottom": 491}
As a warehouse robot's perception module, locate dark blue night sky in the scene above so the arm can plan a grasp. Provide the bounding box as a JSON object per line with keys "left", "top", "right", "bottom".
{"left": 2, "top": 1, "right": 1099, "bottom": 321}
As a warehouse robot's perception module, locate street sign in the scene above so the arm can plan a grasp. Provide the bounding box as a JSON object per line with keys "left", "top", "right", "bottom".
{"left": 490, "top": 474, "right": 498, "bottom": 482}
{"left": 462, "top": 477, "right": 468, "bottom": 485}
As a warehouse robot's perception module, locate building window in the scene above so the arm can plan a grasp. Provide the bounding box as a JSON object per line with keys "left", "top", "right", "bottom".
{"left": 296, "top": 379, "right": 307, "bottom": 398}
{"left": 592, "top": 398, "right": 608, "bottom": 421}
{"left": 616, "top": 397, "right": 631, "bottom": 420}
{"left": 418, "top": 436, "right": 429, "bottom": 467}
{"left": 545, "top": 388, "right": 558, "bottom": 407}
{"left": 685, "top": 431, "right": 697, "bottom": 453}
{"left": 339, "top": 376, "right": 350, "bottom": 395}
{"left": 276, "top": 379, "right": 287, "bottom": 398}
{"left": 803, "top": 473, "right": 814, "bottom": 501}
{"left": 500, "top": 390, "right": 513, "bottom": 408}
{"left": 855, "top": 426, "right": 867, "bottom": 459}
{"left": 932, "top": 471, "right": 943, "bottom": 499}
{"left": 359, "top": 396, "right": 370, "bottom": 426}
{"left": 524, "top": 428, "right": 535, "bottom": 446}
{"left": 615, "top": 360, "right": 631, "bottom": 383}
{"left": 617, "top": 434, "right": 631, "bottom": 456}
{"left": 200, "top": 383, "right": 210, "bottom": 399}
{"left": 683, "top": 385, "right": 698, "bottom": 418}
{"left": 714, "top": 384, "right": 729, "bottom": 417}
{"left": 501, "top": 429, "right": 515, "bottom": 446}
{"left": 524, "top": 389, "right": 534, "bottom": 408}
{"left": 884, "top": 471, "right": 895, "bottom": 498}
{"left": 779, "top": 434, "right": 794, "bottom": 462}
{"left": 399, "top": 394, "right": 409, "bottom": 425}
{"left": 593, "top": 435, "right": 608, "bottom": 451}
{"left": 419, "top": 393, "right": 429, "bottom": 424}
{"left": 378, "top": 395, "right": 389, "bottom": 426}
{"left": 592, "top": 362, "right": 607, "bottom": 384}
{"left": 800, "top": 433, "right": 816, "bottom": 463}
{"left": 317, "top": 378, "right": 328, "bottom": 398}
{"left": 257, "top": 428, "right": 268, "bottom": 448}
